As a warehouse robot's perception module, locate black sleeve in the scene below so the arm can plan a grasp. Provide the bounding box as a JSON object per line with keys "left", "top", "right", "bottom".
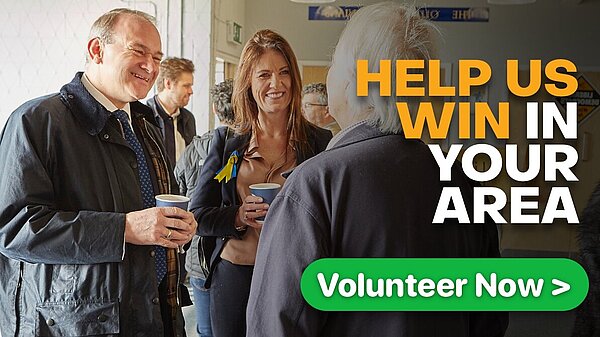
{"left": 188, "top": 128, "right": 241, "bottom": 238}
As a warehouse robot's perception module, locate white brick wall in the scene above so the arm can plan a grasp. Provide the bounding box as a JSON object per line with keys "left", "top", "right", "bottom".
{"left": 0, "top": 0, "right": 169, "bottom": 128}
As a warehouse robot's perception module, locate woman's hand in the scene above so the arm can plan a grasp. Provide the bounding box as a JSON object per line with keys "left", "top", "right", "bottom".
{"left": 235, "top": 195, "right": 269, "bottom": 230}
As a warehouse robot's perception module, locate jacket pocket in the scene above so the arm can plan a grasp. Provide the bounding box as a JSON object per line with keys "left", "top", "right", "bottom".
{"left": 35, "top": 300, "right": 119, "bottom": 336}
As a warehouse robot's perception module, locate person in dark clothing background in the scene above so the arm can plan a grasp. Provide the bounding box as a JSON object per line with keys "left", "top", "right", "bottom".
{"left": 246, "top": 3, "right": 508, "bottom": 337}
{"left": 176, "top": 79, "right": 235, "bottom": 198}
{"left": 176, "top": 79, "right": 235, "bottom": 337}
{"left": 147, "top": 57, "right": 197, "bottom": 165}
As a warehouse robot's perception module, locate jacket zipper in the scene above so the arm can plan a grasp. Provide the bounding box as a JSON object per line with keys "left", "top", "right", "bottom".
{"left": 14, "top": 262, "right": 24, "bottom": 336}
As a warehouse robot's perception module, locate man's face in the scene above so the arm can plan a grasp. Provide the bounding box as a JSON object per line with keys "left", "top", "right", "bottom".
{"left": 94, "top": 15, "right": 162, "bottom": 107}
{"left": 165, "top": 72, "right": 194, "bottom": 108}
{"left": 302, "top": 92, "right": 329, "bottom": 127}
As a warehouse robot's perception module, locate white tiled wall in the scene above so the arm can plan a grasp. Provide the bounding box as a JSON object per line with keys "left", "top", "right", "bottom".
{"left": 0, "top": 0, "right": 185, "bottom": 129}
{"left": 183, "top": 0, "right": 212, "bottom": 134}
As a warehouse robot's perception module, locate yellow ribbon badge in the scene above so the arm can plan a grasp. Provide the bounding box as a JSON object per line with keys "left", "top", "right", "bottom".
{"left": 214, "top": 150, "right": 239, "bottom": 183}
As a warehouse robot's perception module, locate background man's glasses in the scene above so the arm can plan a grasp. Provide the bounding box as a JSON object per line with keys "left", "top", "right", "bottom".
{"left": 303, "top": 103, "right": 328, "bottom": 109}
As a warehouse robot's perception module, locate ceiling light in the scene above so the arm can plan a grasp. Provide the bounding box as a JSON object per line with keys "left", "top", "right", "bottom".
{"left": 487, "top": 0, "right": 536, "bottom": 4}
{"left": 290, "top": 0, "right": 336, "bottom": 3}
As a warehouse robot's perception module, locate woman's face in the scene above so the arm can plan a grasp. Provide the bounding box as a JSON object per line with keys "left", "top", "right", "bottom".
{"left": 251, "top": 49, "right": 292, "bottom": 116}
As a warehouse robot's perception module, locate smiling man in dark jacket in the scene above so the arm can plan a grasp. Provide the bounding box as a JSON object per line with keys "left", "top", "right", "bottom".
{"left": 0, "top": 8, "right": 196, "bottom": 337}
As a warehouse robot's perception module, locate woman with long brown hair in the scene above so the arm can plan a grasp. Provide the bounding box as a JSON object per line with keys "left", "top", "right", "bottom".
{"left": 189, "top": 29, "right": 332, "bottom": 337}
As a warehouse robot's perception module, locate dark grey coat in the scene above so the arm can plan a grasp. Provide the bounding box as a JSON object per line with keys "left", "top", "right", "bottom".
{"left": 247, "top": 123, "right": 508, "bottom": 337}
{"left": 0, "top": 73, "right": 185, "bottom": 336}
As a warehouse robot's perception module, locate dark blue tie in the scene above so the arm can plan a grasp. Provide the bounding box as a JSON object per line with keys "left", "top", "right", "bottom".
{"left": 113, "top": 110, "right": 167, "bottom": 282}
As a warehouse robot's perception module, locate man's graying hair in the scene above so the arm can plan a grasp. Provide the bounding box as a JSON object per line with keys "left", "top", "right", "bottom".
{"left": 87, "top": 8, "right": 156, "bottom": 62}
{"left": 331, "top": 2, "right": 438, "bottom": 134}
{"left": 302, "top": 83, "right": 328, "bottom": 105}
{"left": 210, "top": 79, "right": 235, "bottom": 126}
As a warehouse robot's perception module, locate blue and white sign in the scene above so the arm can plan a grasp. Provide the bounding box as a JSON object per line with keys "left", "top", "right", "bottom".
{"left": 308, "top": 6, "right": 489, "bottom": 22}
{"left": 308, "top": 6, "right": 361, "bottom": 21}
{"left": 419, "top": 7, "right": 489, "bottom": 22}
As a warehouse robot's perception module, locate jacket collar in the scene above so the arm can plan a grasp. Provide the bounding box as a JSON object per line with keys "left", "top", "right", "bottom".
{"left": 224, "top": 132, "right": 251, "bottom": 160}
{"left": 327, "top": 121, "right": 397, "bottom": 151}
{"left": 148, "top": 95, "right": 169, "bottom": 121}
{"left": 131, "top": 101, "right": 160, "bottom": 128}
{"left": 60, "top": 72, "right": 159, "bottom": 135}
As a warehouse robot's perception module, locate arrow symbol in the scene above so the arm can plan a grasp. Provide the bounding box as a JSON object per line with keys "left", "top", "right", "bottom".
{"left": 551, "top": 279, "right": 571, "bottom": 296}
